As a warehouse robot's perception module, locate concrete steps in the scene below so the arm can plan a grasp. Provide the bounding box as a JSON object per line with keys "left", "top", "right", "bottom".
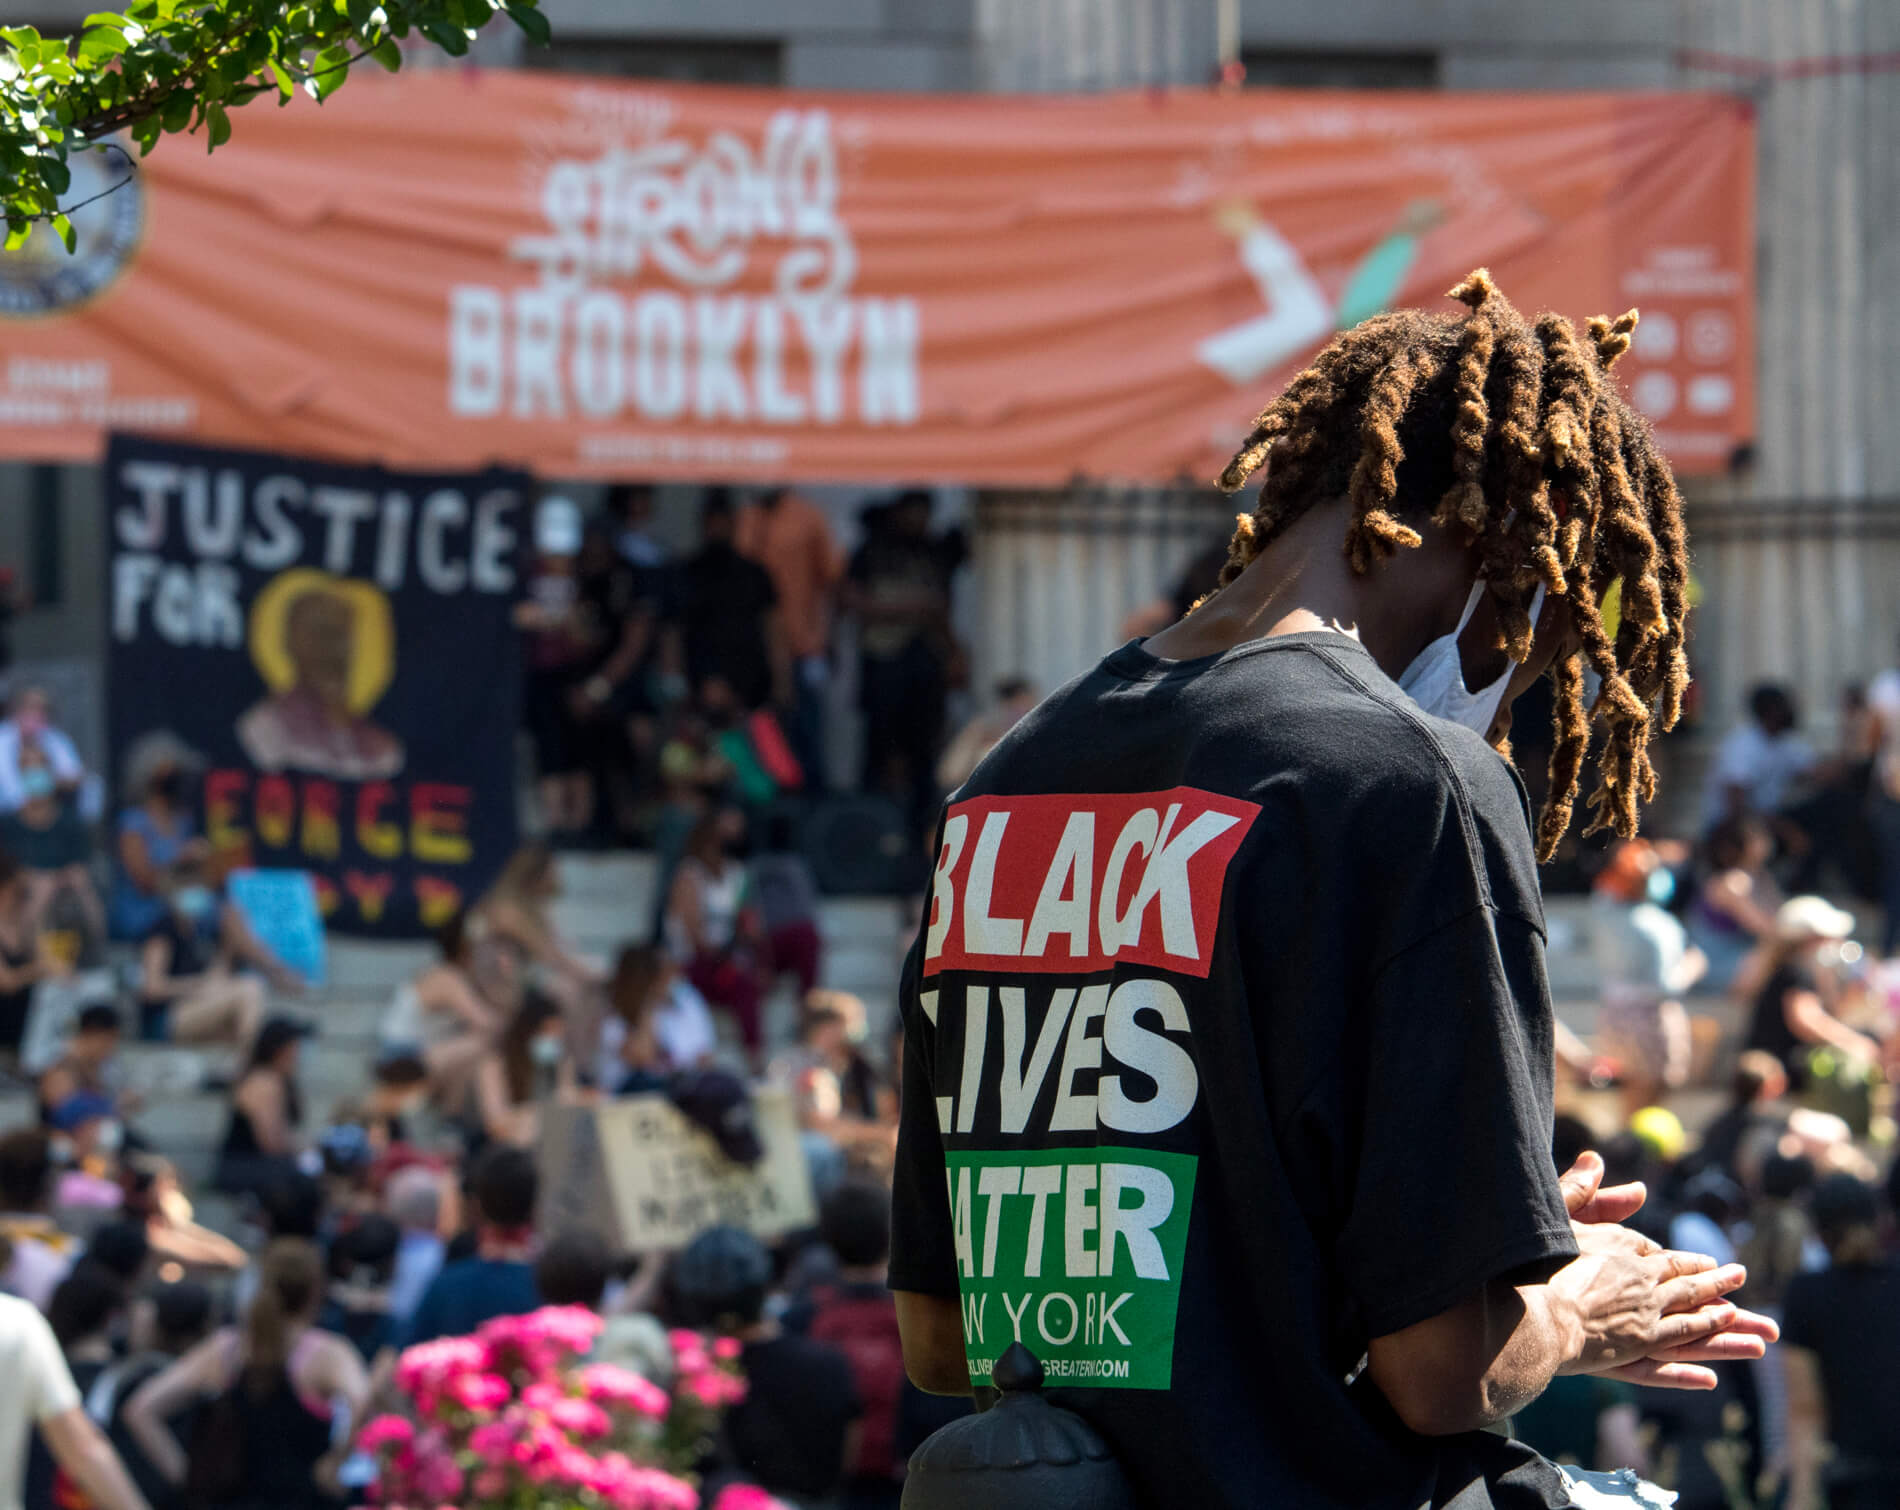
{"left": 17, "top": 868, "right": 1856, "bottom": 1224}
{"left": 6, "top": 854, "right": 916, "bottom": 1200}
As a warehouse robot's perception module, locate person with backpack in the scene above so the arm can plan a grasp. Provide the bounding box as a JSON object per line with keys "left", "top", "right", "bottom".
{"left": 806, "top": 1183, "right": 908, "bottom": 1510}
{"left": 121, "top": 1239, "right": 368, "bottom": 1510}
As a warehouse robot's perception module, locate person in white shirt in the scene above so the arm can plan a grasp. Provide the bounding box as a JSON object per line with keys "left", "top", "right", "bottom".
{"left": 1702, "top": 683, "right": 1819, "bottom": 832}
{"left": 0, "top": 689, "right": 85, "bottom": 818}
{"left": 0, "top": 1287, "right": 150, "bottom": 1510}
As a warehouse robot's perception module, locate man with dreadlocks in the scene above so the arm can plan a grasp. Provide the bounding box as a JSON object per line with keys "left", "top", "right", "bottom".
{"left": 888, "top": 271, "right": 1776, "bottom": 1509}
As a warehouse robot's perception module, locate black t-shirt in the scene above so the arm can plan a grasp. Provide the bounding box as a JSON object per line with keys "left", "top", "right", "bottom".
{"left": 1746, "top": 961, "right": 1817, "bottom": 1071}
{"left": 889, "top": 631, "right": 1577, "bottom": 1510}
{"left": 1781, "top": 1260, "right": 1900, "bottom": 1465}
{"left": 579, "top": 558, "right": 677, "bottom": 678}
{"left": 726, "top": 1333, "right": 863, "bottom": 1498}
{"left": 680, "top": 544, "right": 778, "bottom": 707}
{"left": 0, "top": 804, "right": 89, "bottom": 871}
{"left": 140, "top": 911, "right": 215, "bottom": 1000}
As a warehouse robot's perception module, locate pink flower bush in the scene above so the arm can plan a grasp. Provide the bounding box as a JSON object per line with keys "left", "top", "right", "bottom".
{"left": 361, "top": 1307, "right": 750, "bottom": 1510}
{"left": 446, "top": 1371, "right": 512, "bottom": 1415}
{"left": 711, "top": 1488, "right": 792, "bottom": 1510}
{"left": 579, "top": 1362, "right": 672, "bottom": 1420}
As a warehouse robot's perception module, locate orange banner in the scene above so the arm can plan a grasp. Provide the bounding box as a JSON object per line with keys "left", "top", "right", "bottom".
{"left": 0, "top": 76, "right": 1754, "bottom": 482}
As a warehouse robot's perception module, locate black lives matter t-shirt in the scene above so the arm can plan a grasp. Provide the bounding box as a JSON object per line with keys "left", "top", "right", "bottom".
{"left": 889, "top": 631, "right": 1579, "bottom": 1510}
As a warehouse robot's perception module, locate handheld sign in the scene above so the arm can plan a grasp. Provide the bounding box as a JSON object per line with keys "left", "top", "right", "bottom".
{"left": 226, "top": 868, "right": 327, "bottom": 987}
{"left": 538, "top": 1088, "right": 815, "bottom": 1255}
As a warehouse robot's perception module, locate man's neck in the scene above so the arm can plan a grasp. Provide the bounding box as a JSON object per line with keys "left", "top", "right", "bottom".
{"left": 1143, "top": 497, "right": 1474, "bottom": 681}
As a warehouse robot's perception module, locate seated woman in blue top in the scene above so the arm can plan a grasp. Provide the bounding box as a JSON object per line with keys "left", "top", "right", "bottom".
{"left": 110, "top": 737, "right": 206, "bottom": 941}
{"left": 137, "top": 857, "right": 301, "bottom": 1054}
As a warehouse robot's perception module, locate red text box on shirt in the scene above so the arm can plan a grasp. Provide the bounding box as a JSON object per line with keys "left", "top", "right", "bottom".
{"left": 922, "top": 788, "right": 1261, "bottom": 980}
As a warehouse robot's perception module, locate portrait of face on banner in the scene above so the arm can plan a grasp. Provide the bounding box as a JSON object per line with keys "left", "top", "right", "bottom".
{"left": 104, "top": 433, "right": 528, "bottom": 936}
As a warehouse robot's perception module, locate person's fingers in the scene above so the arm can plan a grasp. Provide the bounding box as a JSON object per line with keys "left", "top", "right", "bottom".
{"left": 1603, "top": 1358, "right": 1719, "bottom": 1390}
{"left": 1711, "top": 1307, "right": 1781, "bottom": 1343}
{"left": 1650, "top": 1302, "right": 1738, "bottom": 1351}
{"left": 1656, "top": 1264, "right": 1747, "bottom": 1315}
{"left": 1651, "top": 1247, "right": 1720, "bottom": 1280}
{"left": 1649, "top": 1332, "right": 1769, "bottom": 1363}
{"left": 1560, "top": 1151, "right": 1605, "bottom": 1215}
{"left": 1570, "top": 1182, "right": 1648, "bottom": 1226}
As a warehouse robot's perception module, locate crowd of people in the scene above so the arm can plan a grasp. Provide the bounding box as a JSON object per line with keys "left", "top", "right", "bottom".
{"left": 518, "top": 484, "right": 988, "bottom": 868}
{"left": 0, "top": 802, "right": 948, "bottom": 1509}
{"left": 1529, "top": 667, "right": 1900, "bottom": 1508}
{"left": 0, "top": 499, "right": 1894, "bottom": 1510}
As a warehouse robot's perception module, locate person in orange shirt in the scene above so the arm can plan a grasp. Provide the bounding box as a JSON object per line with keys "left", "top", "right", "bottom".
{"left": 735, "top": 487, "right": 846, "bottom": 789}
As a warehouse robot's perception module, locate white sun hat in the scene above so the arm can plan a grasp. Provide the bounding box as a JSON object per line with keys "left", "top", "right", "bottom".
{"left": 1774, "top": 895, "right": 1855, "bottom": 943}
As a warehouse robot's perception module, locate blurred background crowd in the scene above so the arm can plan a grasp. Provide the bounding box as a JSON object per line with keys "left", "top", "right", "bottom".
{"left": 1, "top": 0, "right": 1899, "bottom": 1505}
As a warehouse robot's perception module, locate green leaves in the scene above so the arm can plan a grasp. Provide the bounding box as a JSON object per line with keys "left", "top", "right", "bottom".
{"left": 504, "top": 1, "right": 549, "bottom": 46}
{"left": 4, "top": 0, "right": 551, "bottom": 247}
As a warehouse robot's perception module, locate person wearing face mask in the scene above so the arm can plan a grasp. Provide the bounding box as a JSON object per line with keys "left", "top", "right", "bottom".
{"left": 109, "top": 736, "right": 208, "bottom": 943}
{"left": 471, "top": 990, "right": 579, "bottom": 1152}
{"left": 0, "top": 687, "right": 85, "bottom": 817}
{"left": 0, "top": 742, "right": 101, "bottom": 948}
{"left": 136, "top": 863, "right": 279, "bottom": 1060}
{"left": 890, "top": 273, "right": 1778, "bottom": 1510}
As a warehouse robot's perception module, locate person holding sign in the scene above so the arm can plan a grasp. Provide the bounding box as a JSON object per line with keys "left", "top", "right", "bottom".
{"left": 889, "top": 272, "right": 1775, "bottom": 1509}
{"left": 136, "top": 858, "right": 300, "bottom": 1059}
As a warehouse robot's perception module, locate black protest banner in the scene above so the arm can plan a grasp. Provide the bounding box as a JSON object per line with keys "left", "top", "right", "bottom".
{"left": 105, "top": 434, "right": 527, "bottom": 936}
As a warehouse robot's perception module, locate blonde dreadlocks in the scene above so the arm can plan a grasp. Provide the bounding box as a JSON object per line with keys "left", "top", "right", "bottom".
{"left": 1210, "top": 269, "right": 1690, "bottom": 862}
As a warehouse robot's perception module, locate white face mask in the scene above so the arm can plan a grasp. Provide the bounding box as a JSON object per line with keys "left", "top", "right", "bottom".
{"left": 530, "top": 1035, "right": 565, "bottom": 1069}
{"left": 1398, "top": 580, "right": 1548, "bottom": 737}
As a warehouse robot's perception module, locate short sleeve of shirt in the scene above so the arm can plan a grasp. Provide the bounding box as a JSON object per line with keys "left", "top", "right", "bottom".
{"left": 15, "top": 1298, "right": 80, "bottom": 1422}
{"left": 1328, "top": 732, "right": 1576, "bottom": 1339}
{"left": 888, "top": 942, "right": 959, "bottom": 1298}
{"left": 1334, "top": 908, "right": 1578, "bottom": 1338}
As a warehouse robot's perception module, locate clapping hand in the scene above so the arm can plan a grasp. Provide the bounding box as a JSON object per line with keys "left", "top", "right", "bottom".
{"left": 1555, "top": 1151, "right": 1779, "bottom": 1389}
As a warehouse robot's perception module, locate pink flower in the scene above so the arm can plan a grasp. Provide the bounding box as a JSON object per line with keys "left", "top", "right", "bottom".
{"left": 714, "top": 1487, "right": 788, "bottom": 1510}
{"left": 530, "top": 1304, "right": 605, "bottom": 1355}
{"left": 712, "top": 1336, "right": 743, "bottom": 1362}
{"left": 520, "top": 1380, "right": 567, "bottom": 1415}
{"left": 446, "top": 1371, "right": 512, "bottom": 1415}
{"left": 550, "top": 1442, "right": 602, "bottom": 1486}
{"left": 578, "top": 1363, "right": 671, "bottom": 1420}
{"left": 394, "top": 1335, "right": 491, "bottom": 1408}
{"left": 468, "top": 1419, "right": 516, "bottom": 1466}
{"left": 590, "top": 1454, "right": 701, "bottom": 1510}
{"left": 547, "top": 1395, "right": 613, "bottom": 1439}
{"left": 410, "top": 1448, "right": 464, "bottom": 1504}
{"left": 472, "top": 1467, "right": 509, "bottom": 1498}
{"left": 667, "top": 1328, "right": 711, "bottom": 1374}
{"left": 356, "top": 1414, "right": 414, "bottom": 1453}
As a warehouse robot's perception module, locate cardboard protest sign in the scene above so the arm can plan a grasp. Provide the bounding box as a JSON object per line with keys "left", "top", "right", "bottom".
{"left": 539, "top": 1088, "right": 815, "bottom": 1255}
